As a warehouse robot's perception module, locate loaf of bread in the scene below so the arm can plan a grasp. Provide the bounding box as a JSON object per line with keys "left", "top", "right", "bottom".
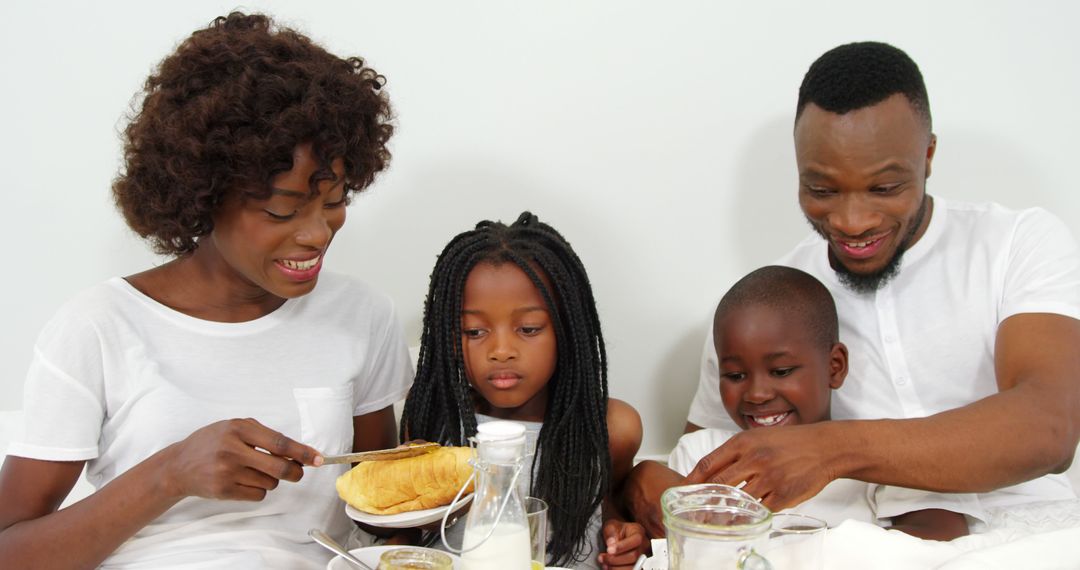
{"left": 336, "top": 446, "right": 476, "bottom": 515}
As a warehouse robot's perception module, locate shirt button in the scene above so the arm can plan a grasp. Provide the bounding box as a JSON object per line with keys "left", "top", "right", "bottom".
{"left": 884, "top": 334, "right": 897, "bottom": 343}
{"left": 895, "top": 377, "right": 907, "bottom": 386}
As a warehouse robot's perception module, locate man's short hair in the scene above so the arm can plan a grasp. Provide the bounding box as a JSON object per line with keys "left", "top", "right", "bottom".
{"left": 715, "top": 265, "right": 839, "bottom": 348}
{"left": 796, "top": 41, "right": 931, "bottom": 130}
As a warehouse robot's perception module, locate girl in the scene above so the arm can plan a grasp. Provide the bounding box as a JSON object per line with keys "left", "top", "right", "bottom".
{"left": 401, "top": 212, "right": 647, "bottom": 569}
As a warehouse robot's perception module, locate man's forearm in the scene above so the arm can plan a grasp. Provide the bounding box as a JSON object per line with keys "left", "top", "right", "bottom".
{"left": 829, "top": 382, "right": 1076, "bottom": 492}
{"left": 621, "top": 460, "right": 686, "bottom": 538}
{"left": 835, "top": 313, "right": 1080, "bottom": 492}
{"left": 687, "top": 378, "right": 1077, "bottom": 512}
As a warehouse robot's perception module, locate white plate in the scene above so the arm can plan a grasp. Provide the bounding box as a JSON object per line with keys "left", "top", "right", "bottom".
{"left": 326, "top": 545, "right": 462, "bottom": 570}
{"left": 344, "top": 494, "right": 474, "bottom": 528}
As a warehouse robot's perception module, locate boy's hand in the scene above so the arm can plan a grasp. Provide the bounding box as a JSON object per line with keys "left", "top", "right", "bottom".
{"left": 597, "top": 519, "right": 647, "bottom": 569}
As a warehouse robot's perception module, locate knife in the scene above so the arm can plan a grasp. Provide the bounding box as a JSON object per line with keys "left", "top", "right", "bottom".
{"left": 320, "top": 442, "right": 441, "bottom": 465}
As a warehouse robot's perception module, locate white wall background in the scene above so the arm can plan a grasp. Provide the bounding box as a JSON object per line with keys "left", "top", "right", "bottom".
{"left": 1, "top": 1, "right": 1077, "bottom": 456}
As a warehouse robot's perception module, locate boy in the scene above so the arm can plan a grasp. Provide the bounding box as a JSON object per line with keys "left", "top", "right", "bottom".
{"left": 637, "top": 266, "right": 982, "bottom": 540}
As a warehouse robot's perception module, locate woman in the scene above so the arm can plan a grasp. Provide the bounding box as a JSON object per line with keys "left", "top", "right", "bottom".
{"left": 0, "top": 12, "right": 409, "bottom": 569}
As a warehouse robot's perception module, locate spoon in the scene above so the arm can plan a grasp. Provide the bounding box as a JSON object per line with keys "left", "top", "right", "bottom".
{"left": 308, "top": 528, "right": 374, "bottom": 570}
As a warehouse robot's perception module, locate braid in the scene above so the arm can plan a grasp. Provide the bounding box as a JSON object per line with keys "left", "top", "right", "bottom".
{"left": 400, "top": 212, "right": 610, "bottom": 566}
{"left": 402, "top": 231, "right": 494, "bottom": 445}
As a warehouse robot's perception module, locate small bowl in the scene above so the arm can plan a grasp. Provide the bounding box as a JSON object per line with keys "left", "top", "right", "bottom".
{"left": 326, "top": 546, "right": 462, "bottom": 570}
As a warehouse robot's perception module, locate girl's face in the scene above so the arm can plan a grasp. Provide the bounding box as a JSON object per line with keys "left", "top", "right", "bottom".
{"left": 461, "top": 262, "right": 557, "bottom": 422}
{"left": 206, "top": 142, "right": 347, "bottom": 300}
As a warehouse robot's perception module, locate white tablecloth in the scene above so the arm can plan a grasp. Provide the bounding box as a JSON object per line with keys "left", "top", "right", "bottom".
{"left": 644, "top": 499, "right": 1080, "bottom": 569}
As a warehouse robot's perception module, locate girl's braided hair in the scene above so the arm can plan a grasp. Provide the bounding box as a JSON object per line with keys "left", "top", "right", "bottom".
{"left": 402, "top": 212, "right": 610, "bottom": 566}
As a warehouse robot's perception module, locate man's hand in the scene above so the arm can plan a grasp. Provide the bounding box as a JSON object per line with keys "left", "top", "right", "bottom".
{"left": 597, "top": 519, "right": 647, "bottom": 569}
{"left": 621, "top": 460, "right": 686, "bottom": 539}
{"left": 685, "top": 423, "right": 839, "bottom": 512}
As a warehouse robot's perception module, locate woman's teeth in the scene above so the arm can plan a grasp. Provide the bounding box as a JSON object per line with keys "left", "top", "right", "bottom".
{"left": 751, "top": 412, "right": 790, "bottom": 426}
{"left": 280, "top": 256, "right": 320, "bottom": 270}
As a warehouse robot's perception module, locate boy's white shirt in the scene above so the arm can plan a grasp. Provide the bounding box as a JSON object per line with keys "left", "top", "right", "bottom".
{"left": 669, "top": 428, "right": 988, "bottom": 529}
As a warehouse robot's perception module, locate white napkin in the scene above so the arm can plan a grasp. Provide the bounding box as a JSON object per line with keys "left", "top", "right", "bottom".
{"left": 937, "top": 525, "right": 1080, "bottom": 569}
{"left": 639, "top": 497, "right": 1080, "bottom": 570}
{"left": 826, "top": 519, "right": 1080, "bottom": 570}
{"left": 643, "top": 518, "right": 1080, "bottom": 569}
{"left": 641, "top": 538, "right": 667, "bottom": 569}
{"left": 824, "top": 520, "right": 962, "bottom": 569}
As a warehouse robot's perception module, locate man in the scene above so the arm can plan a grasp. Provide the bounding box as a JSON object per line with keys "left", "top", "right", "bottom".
{"left": 626, "top": 41, "right": 1080, "bottom": 536}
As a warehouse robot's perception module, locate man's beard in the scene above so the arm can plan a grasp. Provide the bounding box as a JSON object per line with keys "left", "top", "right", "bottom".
{"left": 809, "top": 194, "right": 930, "bottom": 294}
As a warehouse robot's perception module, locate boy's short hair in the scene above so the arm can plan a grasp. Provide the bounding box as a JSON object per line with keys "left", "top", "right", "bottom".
{"left": 715, "top": 265, "right": 838, "bottom": 347}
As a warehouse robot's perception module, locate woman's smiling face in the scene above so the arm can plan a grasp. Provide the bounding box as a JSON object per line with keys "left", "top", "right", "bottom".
{"left": 205, "top": 142, "right": 348, "bottom": 300}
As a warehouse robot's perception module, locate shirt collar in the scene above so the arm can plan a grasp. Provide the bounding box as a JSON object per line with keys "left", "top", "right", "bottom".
{"left": 900, "top": 194, "right": 946, "bottom": 270}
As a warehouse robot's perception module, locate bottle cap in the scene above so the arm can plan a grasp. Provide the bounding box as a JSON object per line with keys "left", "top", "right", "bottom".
{"left": 475, "top": 420, "right": 527, "bottom": 462}
{"left": 476, "top": 420, "right": 527, "bottom": 443}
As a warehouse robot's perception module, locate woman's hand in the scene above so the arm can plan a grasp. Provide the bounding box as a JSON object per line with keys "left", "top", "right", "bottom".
{"left": 0, "top": 417, "right": 322, "bottom": 568}
{"left": 160, "top": 418, "right": 323, "bottom": 501}
{"left": 598, "top": 519, "right": 647, "bottom": 569}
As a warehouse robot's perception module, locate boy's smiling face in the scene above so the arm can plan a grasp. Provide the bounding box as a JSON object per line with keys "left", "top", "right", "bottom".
{"left": 716, "top": 302, "right": 847, "bottom": 430}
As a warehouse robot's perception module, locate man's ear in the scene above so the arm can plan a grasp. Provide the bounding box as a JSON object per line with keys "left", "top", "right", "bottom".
{"left": 925, "top": 133, "right": 937, "bottom": 179}
{"left": 829, "top": 342, "right": 848, "bottom": 389}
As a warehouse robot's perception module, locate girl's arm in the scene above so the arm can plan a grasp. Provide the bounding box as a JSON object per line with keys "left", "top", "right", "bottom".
{"left": 888, "top": 509, "right": 970, "bottom": 541}
{"left": 353, "top": 405, "right": 399, "bottom": 452}
{"left": 0, "top": 418, "right": 322, "bottom": 569}
{"left": 598, "top": 398, "right": 647, "bottom": 569}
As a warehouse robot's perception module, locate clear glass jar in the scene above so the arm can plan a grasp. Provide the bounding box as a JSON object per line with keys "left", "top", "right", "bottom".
{"left": 377, "top": 547, "right": 453, "bottom": 570}
{"left": 662, "top": 483, "right": 774, "bottom": 570}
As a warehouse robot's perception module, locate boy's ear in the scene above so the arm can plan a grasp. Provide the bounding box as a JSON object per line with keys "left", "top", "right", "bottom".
{"left": 828, "top": 342, "right": 848, "bottom": 389}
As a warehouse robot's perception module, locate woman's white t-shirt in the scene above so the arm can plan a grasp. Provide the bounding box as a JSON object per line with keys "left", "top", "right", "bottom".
{"left": 9, "top": 272, "right": 413, "bottom": 569}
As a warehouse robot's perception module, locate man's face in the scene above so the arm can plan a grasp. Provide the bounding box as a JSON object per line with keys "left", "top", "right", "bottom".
{"left": 795, "top": 94, "right": 936, "bottom": 293}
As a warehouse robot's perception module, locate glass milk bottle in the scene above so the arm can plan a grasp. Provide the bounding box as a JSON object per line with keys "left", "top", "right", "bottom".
{"left": 460, "top": 420, "right": 531, "bottom": 570}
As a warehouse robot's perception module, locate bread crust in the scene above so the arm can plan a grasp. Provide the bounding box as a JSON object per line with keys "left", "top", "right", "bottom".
{"left": 336, "top": 447, "right": 476, "bottom": 514}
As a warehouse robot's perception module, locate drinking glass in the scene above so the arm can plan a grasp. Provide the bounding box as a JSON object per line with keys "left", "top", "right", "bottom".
{"left": 762, "top": 513, "right": 826, "bottom": 570}
{"left": 525, "top": 497, "right": 549, "bottom": 570}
